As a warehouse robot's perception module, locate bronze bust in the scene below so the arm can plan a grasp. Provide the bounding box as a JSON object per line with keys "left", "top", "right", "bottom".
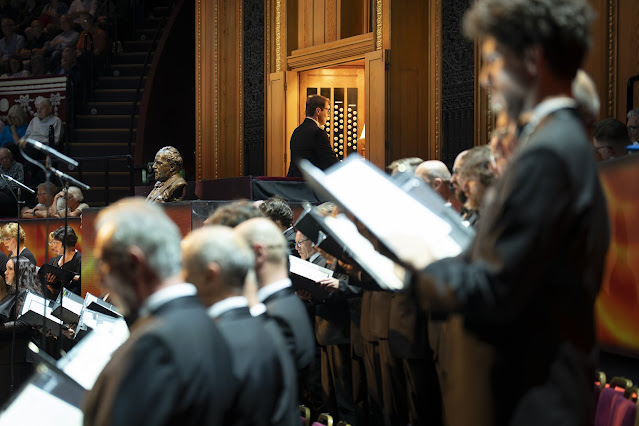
{"left": 146, "top": 146, "right": 187, "bottom": 203}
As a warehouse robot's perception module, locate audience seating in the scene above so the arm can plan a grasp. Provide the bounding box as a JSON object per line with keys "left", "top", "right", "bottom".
{"left": 595, "top": 375, "right": 637, "bottom": 426}
{"left": 299, "top": 405, "right": 311, "bottom": 426}
{"left": 311, "top": 413, "right": 333, "bottom": 426}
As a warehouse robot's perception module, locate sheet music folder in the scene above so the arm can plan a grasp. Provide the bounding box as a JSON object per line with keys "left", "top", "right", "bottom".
{"left": 289, "top": 255, "right": 333, "bottom": 301}
{"left": 18, "top": 291, "right": 65, "bottom": 335}
{"left": 51, "top": 288, "right": 84, "bottom": 323}
{"left": 37, "top": 263, "right": 76, "bottom": 288}
{"left": 299, "top": 155, "right": 474, "bottom": 270}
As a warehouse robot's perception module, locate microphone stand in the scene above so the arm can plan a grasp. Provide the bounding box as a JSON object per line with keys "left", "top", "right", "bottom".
{"left": 0, "top": 171, "right": 29, "bottom": 396}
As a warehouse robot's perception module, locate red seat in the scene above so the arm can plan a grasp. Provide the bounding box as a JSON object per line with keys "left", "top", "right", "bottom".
{"left": 594, "top": 377, "right": 636, "bottom": 426}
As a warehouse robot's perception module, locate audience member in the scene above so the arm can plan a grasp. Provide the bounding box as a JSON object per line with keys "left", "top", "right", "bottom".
{"left": 0, "top": 54, "right": 29, "bottom": 78}
{"left": 49, "top": 186, "right": 88, "bottom": 217}
{"left": 458, "top": 145, "right": 494, "bottom": 224}
{"left": 182, "top": 225, "right": 299, "bottom": 426}
{"left": 29, "top": 52, "right": 46, "bottom": 75}
{"left": 20, "top": 181, "right": 56, "bottom": 218}
{"left": 43, "top": 14, "right": 78, "bottom": 61}
{"left": 67, "top": 0, "right": 97, "bottom": 23}
{"left": 38, "top": 0, "right": 68, "bottom": 29}
{"left": 19, "top": 19, "right": 46, "bottom": 59}
{"left": 626, "top": 108, "right": 639, "bottom": 144}
{"left": 76, "top": 12, "right": 104, "bottom": 57}
{"left": 1, "top": 222, "right": 36, "bottom": 264}
{"left": 21, "top": 95, "right": 62, "bottom": 145}
{"left": 0, "top": 18, "right": 24, "bottom": 61}
{"left": 488, "top": 111, "right": 519, "bottom": 178}
{"left": 592, "top": 118, "right": 631, "bottom": 161}
{"left": 0, "top": 104, "right": 27, "bottom": 147}
{"left": 83, "top": 198, "right": 238, "bottom": 425}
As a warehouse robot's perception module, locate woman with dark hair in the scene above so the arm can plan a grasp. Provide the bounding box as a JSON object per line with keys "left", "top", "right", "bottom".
{"left": 0, "top": 256, "right": 43, "bottom": 320}
{"left": 44, "top": 226, "right": 81, "bottom": 297}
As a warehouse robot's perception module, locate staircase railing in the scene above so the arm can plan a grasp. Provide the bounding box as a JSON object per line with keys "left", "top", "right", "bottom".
{"left": 74, "top": 154, "right": 135, "bottom": 206}
{"left": 128, "top": 17, "right": 165, "bottom": 157}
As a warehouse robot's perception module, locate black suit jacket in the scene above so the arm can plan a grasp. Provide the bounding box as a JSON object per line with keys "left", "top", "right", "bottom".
{"left": 287, "top": 118, "right": 338, "bottom": 177}
{"left": 216, "top": 306, "right": 298, "bottom": 426}
{"left": 415, "top": 108, "right": 610, "bottom": 425}
{"left": 83, "top": 295, "right": 237, "bottom": 426}
{"left": 263, "top": 287, "right": 315, "bottom": 372}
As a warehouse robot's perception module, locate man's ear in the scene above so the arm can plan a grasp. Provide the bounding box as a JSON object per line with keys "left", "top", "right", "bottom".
{"left": 432, "top": 177, "right": 443, "bottom": 191}
{"left": 252, "top": 243, "right": 267, "bottom": 267}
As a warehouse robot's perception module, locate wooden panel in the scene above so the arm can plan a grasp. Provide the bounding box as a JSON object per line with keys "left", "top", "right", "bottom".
{"left": 395, "top": 68, "right": 419, "bottom": 158}
{"left": 286, "top": 70, "right": 300, "bottom": 172}
{"left": 313, "top": 0, "right": 325, "bottom": 45}
{"left": 388, "top": 0, "right": 433, "bottom": 161}
{"left": 196, "top": 0, "right": 243, "bottom": 180}
{"left": 267, "top": 72, "right": 287, "bottom": 176}
{"left": 325, "top": 0, "right": 338, "bottom": 43}
{"left": 365, "top": 49, "right": 388, "bottom": 168}
{"left": 288, "top": 32, "right": 374, "bottom": 69}
{"left": 300, "top": 0, "right": 314, "bottom": 49}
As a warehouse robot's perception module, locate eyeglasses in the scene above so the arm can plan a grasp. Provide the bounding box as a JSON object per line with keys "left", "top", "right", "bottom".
{"left": 295, "top": 239, "right": 309, "bottom": 248}
{"left": 628, "top": 125, "right": 639, "bottom": 132}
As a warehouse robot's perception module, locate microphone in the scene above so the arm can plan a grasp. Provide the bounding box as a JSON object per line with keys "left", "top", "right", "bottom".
{"left": 0, "top": 175, "right": 35, "bottom": 193}
{"left": 21, "top": 138, "right": 79, "bottom": 167}
{"left": 49, "top": 166, "right": 90, "bottom": 191}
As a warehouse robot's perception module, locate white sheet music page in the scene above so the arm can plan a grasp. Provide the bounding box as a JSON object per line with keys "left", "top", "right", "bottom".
{"left": 289, "top": 256, "right": 334, "bottom": 282}
{"left": 58, "top": 318, "right": 129, "bottom": 390}
{"left": 323, "top": 159, "right": 463, "bottom": 261}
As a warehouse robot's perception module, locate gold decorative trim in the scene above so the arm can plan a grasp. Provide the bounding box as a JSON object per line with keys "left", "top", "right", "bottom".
{"left": 239, "top": 0, "right": 244, "bottom": 173}
{"left": 606, "top": 0, "right": 615, "bottom": 117}
{"left": 214, "top": 0, "right": 219, "bottom": 178}
{"left": 435, "top": 0, "right": 440, "bottom": 157}
{"left": 275, "top": 0, "right": 281, "bottom": 72}
{"left": 376, "top": 0, "right": 382, "bottom": 50}
{"left": 196, "top": 0, "right": 202, "bottom": 178}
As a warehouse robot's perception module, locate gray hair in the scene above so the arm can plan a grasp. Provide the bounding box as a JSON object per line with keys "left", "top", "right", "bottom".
{"left": 182, "top": 226, "right": 254, "bottom": 291}
{"left": 415, "top": 160, "right": 452, "bottom": 183}
{"left": 96, "top": 197, "right": 182, "bottom": 278}
{"left": 67, "top": 186, "right": 84, "bottom": 202}
{"left": 627, "top": 108, "right": 639, "bottom": 121}
{"left": 7, "top": 104, "right": 27, "bottom": 126}
{"left": 572, "top": 70, "right": 600, "bottom": 123}
{"left": 34, "top": 96, "right": 51, "bottom": 108}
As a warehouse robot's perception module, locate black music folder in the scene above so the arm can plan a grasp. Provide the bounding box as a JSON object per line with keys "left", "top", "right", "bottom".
{"left": 51, "top": 288, "right": 84, "bottom": 324}
{"left": 299, "top": 155, "right": 474, "bottom": 270}
{"left": 294, "top": 203, "right": 344, "bottom": 260}
{"left": 37, "top": 263, "right": 77, "bottom": 289}
{"left": 289, "top": 255, "right": 333, "bottom": 302}
{"left": 83, "top": 293, "right": 120, "bottom": 318}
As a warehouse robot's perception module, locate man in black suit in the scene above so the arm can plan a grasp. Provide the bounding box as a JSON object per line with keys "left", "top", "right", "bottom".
{"left": 182, "top": 225, "right": 298, "bottom": 426}
{"left": 287, "top": 94, "right": 339, "bottom": 177}
{"left": 234, "top": 218, "right": 315, "bottom": 373}
{"left": 82, "top": 198, "right": 237, "bottom": 426}
{"left": 399, "top": 0, "right": 609, "bottom": 424}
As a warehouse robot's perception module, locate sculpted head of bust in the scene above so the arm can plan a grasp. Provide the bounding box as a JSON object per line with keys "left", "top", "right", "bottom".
{"left": 153, "top": 146, "right": 183, "bottom": 183}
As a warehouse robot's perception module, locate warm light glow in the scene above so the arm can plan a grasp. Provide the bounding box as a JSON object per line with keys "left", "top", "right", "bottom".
{"left": 359, "top": 125, "right": 365, "bottom": 140}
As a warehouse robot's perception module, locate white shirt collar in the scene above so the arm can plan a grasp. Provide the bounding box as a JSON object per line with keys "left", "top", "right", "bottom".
{"left": 257, "top": 278, "right": 292, "bottom": 302}
{"left": 307, "top": 116, "right": 324, "bottom": 130}
{"left": 520, "top": 96, "right": 577, "bottom": 145}
{"left": 207, "top": 296, "right": 249, "bottom": 319}
{"left": 309, "top": 252, "right": 321, "bottom": 264}
{"left": 138, "top": 283, "right": 197, "bottom": 317}
{"left": 249, "top": 303, "right": 267, "bottom": 317}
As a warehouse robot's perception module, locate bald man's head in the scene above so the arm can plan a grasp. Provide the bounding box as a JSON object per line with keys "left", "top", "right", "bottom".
{"left": 415, "top": 160, "right": 452, "bottom": 201}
